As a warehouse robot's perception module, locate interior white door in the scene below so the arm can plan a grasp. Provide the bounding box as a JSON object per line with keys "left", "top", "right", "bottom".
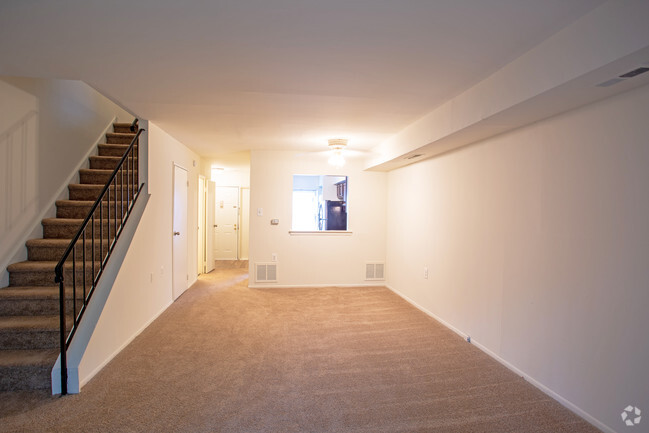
{"left": 240, "top": 187, "right": 250, "bottom": 260}
{"left": 213, "top": 186, "right": 239, "bottom": 260}
{"left": 205, "top": 181, "right": 216, "bottom": 272}
{"left": 172, "top": 165, "right": 188, "bottom": 300}
{"left": 197, "top": 176, "right": 205, "bottom": 275}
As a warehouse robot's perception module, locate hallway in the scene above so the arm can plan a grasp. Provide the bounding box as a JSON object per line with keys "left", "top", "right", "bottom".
{"left": 0, "top": 264, "right": 597, "bottom": 432}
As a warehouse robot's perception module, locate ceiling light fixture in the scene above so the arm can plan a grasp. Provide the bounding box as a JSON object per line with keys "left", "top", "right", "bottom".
{"left": 327, "top": 138, "right": 347, "bottom": 167}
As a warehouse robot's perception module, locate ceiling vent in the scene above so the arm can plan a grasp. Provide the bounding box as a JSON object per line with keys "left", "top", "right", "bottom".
{"left": 405, "top": 154, "right": 424, "bottom": 160}
{"left": 597, "top": 66, "right": 649, "bottom": 87}
{"left": 619, "top": 67, "right": 649, "bottom": 78}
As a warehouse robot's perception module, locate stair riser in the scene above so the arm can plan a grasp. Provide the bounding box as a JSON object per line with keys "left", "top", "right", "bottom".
{"left": 0, "top": 329, "right": 60, "bottom": 350}
{"left": 57, "top": 202, "right": 131, "bottom": 219}
{"left": 68, "top": 186, "right": 135, "bottom": 201}
{"left": 80, "top": 171, "right": 138, "bottom": 185}
{"left": 89, "top": 157, "right": 122, "bottom": 170}
{"left": 106, "top": 133, "right": 137, "bottom": 144}
{"left": 0, "top": 364, "right": 52, "bottom": 391}
{"left": 42, "top": 221, "right": 116, "bottom": 239}
{"left": 0, "top": 298, "right": 76, "bottom": 316}
{"left": 10, "top": 268, "right": 96, "bottom": 287}
{"left": 98, "top": 144, "right": 133, "bottom": 157}
{"left": 113, "top": 124, "right": 133, "bottom": 134}
{"left": 28, "top": 243, "right": 108, "bottom": 262}
{"left": 56, "top": 203, "right": 106, "bottom": 219}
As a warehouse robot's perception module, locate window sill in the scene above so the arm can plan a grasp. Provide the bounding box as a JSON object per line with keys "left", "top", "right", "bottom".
{"left": 289, "top": 230, "right": 352, "bottom": 236}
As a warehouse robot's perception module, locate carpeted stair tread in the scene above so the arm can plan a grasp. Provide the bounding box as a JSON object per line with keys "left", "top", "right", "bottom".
{"left": 89, "top": 155, "right": 122, "bottom": 170}
{"left": 0, "top": 287, "right": 82, "bottom": 316}
{"left": 42, "top": 218, "right": 115, "bottom": 239}
{"left": 8, "top": 260, "right": 101, "bottom": 272}
{"left": 27, "top": 237, "right": 108, "bottom": 262}
{"left": 0, "top": 286, "right": 69, "bottom": 300}
{"left": 98, "top": 143, "right": 131, "bottom": 157}
{"left": 79, "top": 168, "right": 138, "bottom": 185}
{"left": 68, "top": 183, "right": 135, "bottom": 201}
{"left": 112, "top": 123, "right": 134, "bottom": 134}
{"left": 0, "top": 316, "right": 71, "bottom": 350}
{"left": 0, "top": 315, "right": 61, "bottom": 331}
{"left": 26, "top": 239, "right": 71, "bottom": 248}
{"left": 106, "top": 132, "right": 136, "bottom": 144}
{"left": 0, "top": 349, "right": 59, "bottom": 367}
{"left": 0, "top": 349, "right": 59, "bottom": 391}
{"left": 55, "top": 200, "right": 94, "bottom": 207}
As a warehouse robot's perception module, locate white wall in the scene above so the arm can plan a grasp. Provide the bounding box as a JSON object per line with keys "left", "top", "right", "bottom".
{"left": 204, "top": 151, "right": 251, "bottom": 188}
{"left": 75, "top": 122, "right": 201, "bottom": 389}
{"left": 385, "top": 84, "right": 649, "bottom": 433}
{"left": 249, "top": 150, "right": 386, "bottom": 287}
{"left": 0, "top": 76, "right": 132, "bottom": 285}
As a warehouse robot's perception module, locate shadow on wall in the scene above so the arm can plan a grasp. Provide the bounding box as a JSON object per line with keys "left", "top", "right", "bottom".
{"left": 0, "top": 80, "right": 39, "bottom": 258}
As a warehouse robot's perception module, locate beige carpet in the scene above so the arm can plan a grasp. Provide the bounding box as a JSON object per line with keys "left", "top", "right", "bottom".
{"left": 0, "top": 265, "right": 600, "bottom": 432}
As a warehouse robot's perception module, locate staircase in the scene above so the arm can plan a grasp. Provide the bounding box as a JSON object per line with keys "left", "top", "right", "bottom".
{"left": 0, "top": 123, "right": 137, "bottom": 392}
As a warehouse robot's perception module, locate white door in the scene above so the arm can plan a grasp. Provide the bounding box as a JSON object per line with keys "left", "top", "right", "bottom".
{"left": 240, "top": 188, "right": 250, "bottom": 260}
{"left": 205, "top": 181, "right": 216, "bottom": 272}
{"left": 213, "top": 186, "right": 239, "bottom": 260}
{"left": 172, "top": 165, "right": 188, "bottom": 300}
{"left": 197, "top": 176, "right": 205, "bottom": 275}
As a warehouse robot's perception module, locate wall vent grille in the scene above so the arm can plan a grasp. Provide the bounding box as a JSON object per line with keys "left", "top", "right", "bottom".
{"left": 365, "top": 263, "right": 385, "bottom": 281}
{"left": 255, "top": 263, "right": 277, "bottom": 283}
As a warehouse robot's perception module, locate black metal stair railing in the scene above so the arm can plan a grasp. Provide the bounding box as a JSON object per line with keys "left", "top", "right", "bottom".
{"left": 54, "top": 119, "right": 145, "bottom": 395}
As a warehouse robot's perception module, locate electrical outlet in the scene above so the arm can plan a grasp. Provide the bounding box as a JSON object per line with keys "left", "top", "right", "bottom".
{"left": 424, "top": 267, "right": 429, "bottom": 279}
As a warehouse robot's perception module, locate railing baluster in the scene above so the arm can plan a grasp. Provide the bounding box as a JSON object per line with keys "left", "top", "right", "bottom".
{"left": 100, "top": 200, "right": 103, "bottom": 272}
{"left": 107, "top": 181, "right": 111, "bottom": 251}
{"left": 82, "top": 229, "right": 86, "bottom": 304}
{"left": 121, "top": 166, "right": 124, "bottom": 222}
{"left": 92, "top": 214, "right": 96, "bottom": 286}
{"left": 54, "top": 125, "right": 144, "bottom": 395}
{"left": 113, "top": 178, "right": 118, "bottom": 238}
{"left": 72, "top": 245, "right": 77, "bottom": 321}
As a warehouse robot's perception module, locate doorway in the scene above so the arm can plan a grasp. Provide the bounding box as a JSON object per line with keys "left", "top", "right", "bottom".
{"left": 239, "top": 187, "right": 250, "bottom": 260}
{"left": 197, "top": 175, "right": 205, "bottom": 276}
{"left": 172, "top": 164, "right": 188, "bottom": 300}
{"left": 213, "top": 186, "right": 239, "bottom": 260}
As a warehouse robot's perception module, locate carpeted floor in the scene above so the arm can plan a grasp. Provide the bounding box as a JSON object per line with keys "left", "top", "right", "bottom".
{"left": 0, "top": 264, "right": 600, "bottom": 432}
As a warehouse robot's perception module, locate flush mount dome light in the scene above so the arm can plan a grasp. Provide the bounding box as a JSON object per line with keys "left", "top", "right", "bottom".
{"left": 328, "top": 138, "right": 347, "bottom": 167}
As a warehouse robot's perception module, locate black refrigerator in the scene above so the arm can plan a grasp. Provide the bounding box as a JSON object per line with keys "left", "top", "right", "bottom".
{"left": 324, "top": 200, "right": 347, "bottom": 230}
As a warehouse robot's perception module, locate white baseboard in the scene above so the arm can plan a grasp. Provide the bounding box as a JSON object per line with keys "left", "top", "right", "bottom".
{"left": 248, "top": 283, "right": 387, "bottom": 289}
{"left": 385, "top": 284, "right": 615, "bottom": 433}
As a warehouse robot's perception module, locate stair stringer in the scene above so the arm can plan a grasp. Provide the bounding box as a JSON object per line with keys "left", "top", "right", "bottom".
{"left": 0, "top": 117, "right": 117, "bottom": 287}
{"left": 51, "top": 191, "right": 149, "bottom": 394}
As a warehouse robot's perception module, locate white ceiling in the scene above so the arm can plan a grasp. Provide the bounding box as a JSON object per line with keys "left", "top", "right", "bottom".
{"left": 0, "top": 0, "right": 606, "bottom": 157}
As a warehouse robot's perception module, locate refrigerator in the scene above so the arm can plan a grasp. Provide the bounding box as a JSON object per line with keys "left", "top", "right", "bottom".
{"left": 323, "top": 200, "right": 347, "bottom": 230}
